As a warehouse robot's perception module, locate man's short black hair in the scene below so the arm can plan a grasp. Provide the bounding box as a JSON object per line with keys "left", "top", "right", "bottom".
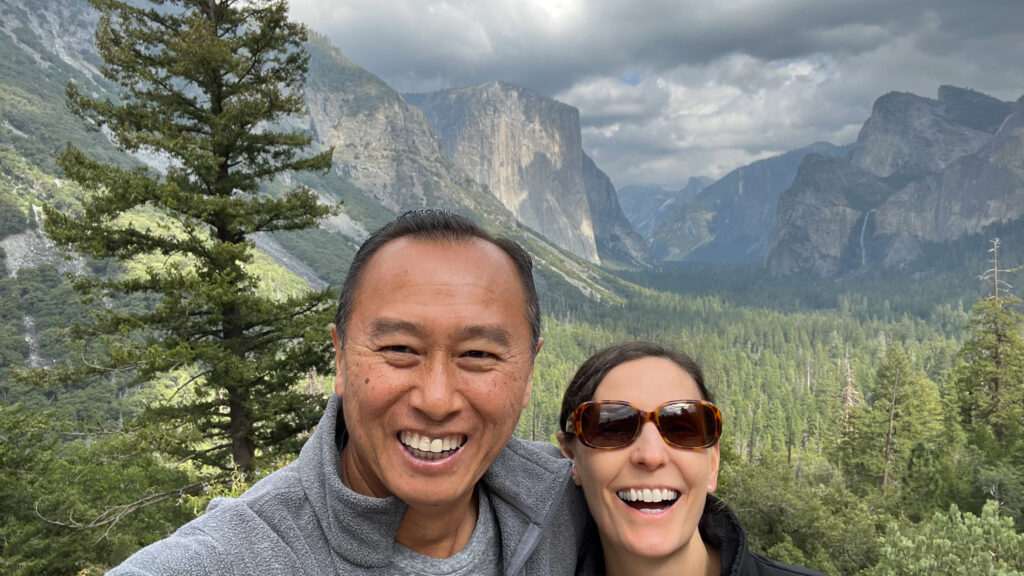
{"left": 334, "top": 209, "right": 541, "bottom": 350}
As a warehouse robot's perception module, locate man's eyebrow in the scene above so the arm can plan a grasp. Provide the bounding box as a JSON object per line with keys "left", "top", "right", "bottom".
{"left": 366, "top": 318, "right": 426, "bottom": 338}
{"left": 457, "top": 325, "right": 512, "bottom": 347}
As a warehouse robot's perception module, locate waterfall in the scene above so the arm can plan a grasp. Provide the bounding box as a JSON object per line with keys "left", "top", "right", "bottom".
{"left": 859, "top": 210, "right": 875, "bottom": 267}
{"left": 22, "top": 315, "right": 48, "bottom": 369}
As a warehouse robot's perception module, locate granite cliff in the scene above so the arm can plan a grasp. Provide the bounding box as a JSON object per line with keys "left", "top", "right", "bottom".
{"left": 0, "top": 1, "right": 613, "bottom": 306}
{"left": 406, "top": 82, "right": 649, "bottom": 265}
{"left": 617, "top": 178, "right": 709, "bottom": 240}
{"left": 581, "top": 152, "right": 651, "bottom": 266}
{"left": 766, "top": 87, "right": 1021, "bottom": 277}
{"left": 652, "top": 142, "right": 848, "bottom": 264}
{"left": 303, "top": 35, "right": 510, "bottom": 223}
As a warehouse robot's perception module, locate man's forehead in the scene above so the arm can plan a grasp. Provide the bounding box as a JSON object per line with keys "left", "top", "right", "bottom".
{"left": 353, "top": 235, "right": 527, "bottom": 310}
{"left": 362, "top": 236, "right": 520, "bottom": 284}
{"left": 365, "top": 317, "right": 514, "bottom": 346}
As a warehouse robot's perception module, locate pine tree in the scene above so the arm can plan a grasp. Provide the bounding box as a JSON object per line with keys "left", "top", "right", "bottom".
{"left": 34, "top": 0, "right": 335, "bottom": 476}
{"left": 952, "top": 295, "right": 1024, "bottom": 453}
{"left": 950, "top": 239, "right": 1024, "bottom": 525}
{"left": 845, "top": 343, "right": 944, "bottom": 500}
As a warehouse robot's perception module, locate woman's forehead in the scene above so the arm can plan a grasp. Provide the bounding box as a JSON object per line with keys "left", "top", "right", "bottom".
{"left": 592, "top": 356, "right": 701, "bottom": 405}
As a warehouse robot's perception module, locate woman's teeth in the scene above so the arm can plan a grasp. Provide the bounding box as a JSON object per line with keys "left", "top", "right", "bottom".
{"left": 617, "top": 488, "right": 679, "bottom": 502}
{"left": 617, "top": 488, "right": 679, "bottom": 511}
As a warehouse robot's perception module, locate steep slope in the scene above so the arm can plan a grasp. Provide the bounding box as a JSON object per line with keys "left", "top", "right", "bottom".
{"left": 765, "top": 155, "right": 897, "bottom": 277}
{"left": 407, "top": 82, "right": 610, "bottom": 263}
{"left": 850, "top": 86, "right": 1014, "bottom": 178}
{"left": 0, "top": 1, "right": 615, "bottom": 305}
{"left": 873, "top": 95, "right": 1024, "bottom": 265}
{"left": 617, "top": 178, "right": 709, "bottom": 240}
{"left": 302, "top": 34, "right": 512, "bottom": 226}
{"left": 581, "top": 152, "right": 651, "bottom": 266}
{"left": 766, "top": 87, "right": 1021, "bottom": 277}
{"left": 652, "top": 142, "right": 848, "bottom": 264}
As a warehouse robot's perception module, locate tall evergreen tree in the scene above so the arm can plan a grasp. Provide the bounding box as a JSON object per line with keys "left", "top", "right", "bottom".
{"left": 951, "top": 293, "right": 1024, "bottom": 525}
{"left": 952, "top": 295, "right": 1024, "bottom": 454}
{"left": 845, "top": 343, "right": 944, "bottom": 500}
{"left": 33, "top": 0, "right": 335, "bottom": 476}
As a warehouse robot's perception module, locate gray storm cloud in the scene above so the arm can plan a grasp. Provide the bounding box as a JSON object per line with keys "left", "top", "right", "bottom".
{"left": 290, "top": 0, "right": 1024, "bottom": 188}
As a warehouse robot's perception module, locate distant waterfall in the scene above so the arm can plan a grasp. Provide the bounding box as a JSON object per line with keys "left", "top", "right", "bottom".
{"left": 22, "top": 315, "right": 47, "bottom": 369}
{"left": 859, "top": 210, "right": 875, "bottom": 267}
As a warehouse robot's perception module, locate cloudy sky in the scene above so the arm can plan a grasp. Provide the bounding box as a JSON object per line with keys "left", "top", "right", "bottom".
{"left": 289, "top": 0, "right": 1024, "bottom": 191}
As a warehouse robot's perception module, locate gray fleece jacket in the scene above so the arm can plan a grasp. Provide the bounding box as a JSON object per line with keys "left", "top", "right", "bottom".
{"left": 109, "top": 395, "right": 587, "bottom": 575}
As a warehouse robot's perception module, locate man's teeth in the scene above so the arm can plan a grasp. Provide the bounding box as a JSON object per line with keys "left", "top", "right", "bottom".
{"left": 616, "top": 488, "right": 679, "bottom": 503}
{"left": 400, "top": 431, "right": 465, "bottom": 455}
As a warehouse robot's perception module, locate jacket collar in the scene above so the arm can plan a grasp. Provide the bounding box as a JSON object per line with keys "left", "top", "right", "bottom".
{"left": 296, "top": 394, "right": 573, "bottom": 569}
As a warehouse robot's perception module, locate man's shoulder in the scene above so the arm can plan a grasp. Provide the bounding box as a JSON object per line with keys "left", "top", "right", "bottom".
{"left": 502, "top": 436, "right": 568, "bottom": 467}
{"left": 110, "top": 464, "right": 317, "bottom": 575}
{"left": 513, "top": 437, "right": 564, "bottom": 458}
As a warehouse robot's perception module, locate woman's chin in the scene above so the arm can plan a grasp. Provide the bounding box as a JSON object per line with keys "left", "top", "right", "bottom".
{"left": 613, "top": 527, "right": 693, "bottom": 560}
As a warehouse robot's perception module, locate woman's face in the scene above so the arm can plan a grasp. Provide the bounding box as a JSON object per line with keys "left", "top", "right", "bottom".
{"left": 562, "top": 356, "right": 720, "bottom": 562}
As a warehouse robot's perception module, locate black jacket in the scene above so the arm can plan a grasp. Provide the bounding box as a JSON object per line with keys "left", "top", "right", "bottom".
{"left": 575, "top": 494, "right": 827, "bottom": 575}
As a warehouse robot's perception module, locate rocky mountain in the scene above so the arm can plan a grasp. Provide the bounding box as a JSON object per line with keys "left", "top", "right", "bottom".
{"left": 303, "top": 34, "right": 510, "bottom": 223}
{"left": 581, "top": 152, "right": 651, "bottom": 266}
{"left": 766, "top": 87, "right": 1022, "bottom": 277}
{"left": 405, "top": 82, "right": 649, "bottom": 266}
{"left": 617, "top": 178, "right": 709, "bottom": 240}
{"left": 652, "top": 142, "right": 849, "bottom": 264}
{"left": 850, "top": 86, "right": 1014, "bottom": 178}
{"left": 1, "top": 0, "right": 621, "bottom": 308}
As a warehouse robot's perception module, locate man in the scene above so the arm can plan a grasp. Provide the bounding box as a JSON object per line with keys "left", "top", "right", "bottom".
{"left": 111, "top": 210, "right": 586, "bottom": 575}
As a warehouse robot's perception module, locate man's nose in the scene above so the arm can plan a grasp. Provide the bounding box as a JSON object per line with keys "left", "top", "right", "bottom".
{"left": 629, "top": 421, "right": 669, "bottom": 469}
{"left": 409, "top": 354, "right": 464, "bottom": 421}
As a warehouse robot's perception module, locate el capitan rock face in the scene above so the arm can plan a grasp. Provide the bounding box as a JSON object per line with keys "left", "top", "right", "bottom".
{"left": 581, "top": 152, "right": 651, "bottom": 266}
{"left": 407, "top": 82, "right": 646, "bottom": 265}
{"left": 303, "top": 36, "right": 509, "bottom": 221}
{"left": 766, "top": 87, "right": 1022, "bottom": 277}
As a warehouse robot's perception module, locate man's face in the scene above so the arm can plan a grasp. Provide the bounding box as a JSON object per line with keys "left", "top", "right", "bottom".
{"left": 332, "top": 237, "right": 540, "bottom": 510}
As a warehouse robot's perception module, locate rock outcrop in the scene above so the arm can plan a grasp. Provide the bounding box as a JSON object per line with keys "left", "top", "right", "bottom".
{"left": 849, "top": 86, "right": 1012, "bottom": 178}
{"left": 766, "top": 87, "right": 1021, "bottom": 277}
{"left": 581, "top": 153, "right": 651, "bottom": 266}
{"left": 617, "top": 179, "right": 708, "bottom": 240}
{"left": 303, "top": 35, "right": 510, "bottom": 224}
{"left": 407, "top": 82, "right": 617, "bottom": 264}
{"left": 653, "top": 142, "right": 848, "bottom": 264}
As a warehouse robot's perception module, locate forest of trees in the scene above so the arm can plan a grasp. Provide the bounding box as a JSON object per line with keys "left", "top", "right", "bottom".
{"left": 1, "top": 0, "right": 1023, "bottom": 574}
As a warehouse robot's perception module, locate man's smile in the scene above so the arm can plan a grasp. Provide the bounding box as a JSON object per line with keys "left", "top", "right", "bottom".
{"left": 399, "top": 431, "right": 467, "bottom": 461}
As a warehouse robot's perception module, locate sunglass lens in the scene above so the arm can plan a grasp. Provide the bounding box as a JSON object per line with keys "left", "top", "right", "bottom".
{"left": 580, "top": 403, "right": 639, "bottom": 448}
{"left": 659, "top": 403, "right": 716, "bottom": 448}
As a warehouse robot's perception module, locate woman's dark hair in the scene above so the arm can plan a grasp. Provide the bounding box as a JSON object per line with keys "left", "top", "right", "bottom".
{"left": 558, "top": 341, "right": 713, "bottom": 434}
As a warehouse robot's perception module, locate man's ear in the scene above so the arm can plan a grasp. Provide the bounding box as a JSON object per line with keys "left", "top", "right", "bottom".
{"left": 330, "top": 324, "right": 345, "bottom": 398}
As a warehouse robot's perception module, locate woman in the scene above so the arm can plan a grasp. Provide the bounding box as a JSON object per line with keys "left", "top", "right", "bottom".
{"left": 558, "top": 342, "right": 824, "bottom": 576}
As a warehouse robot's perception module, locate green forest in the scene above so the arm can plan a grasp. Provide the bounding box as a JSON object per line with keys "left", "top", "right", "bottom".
{"left": 2, "top": 0, "right": 1024, "bottom": 574}
{"left": 6, "top": 230, "right": 1024, "bottom": 574}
